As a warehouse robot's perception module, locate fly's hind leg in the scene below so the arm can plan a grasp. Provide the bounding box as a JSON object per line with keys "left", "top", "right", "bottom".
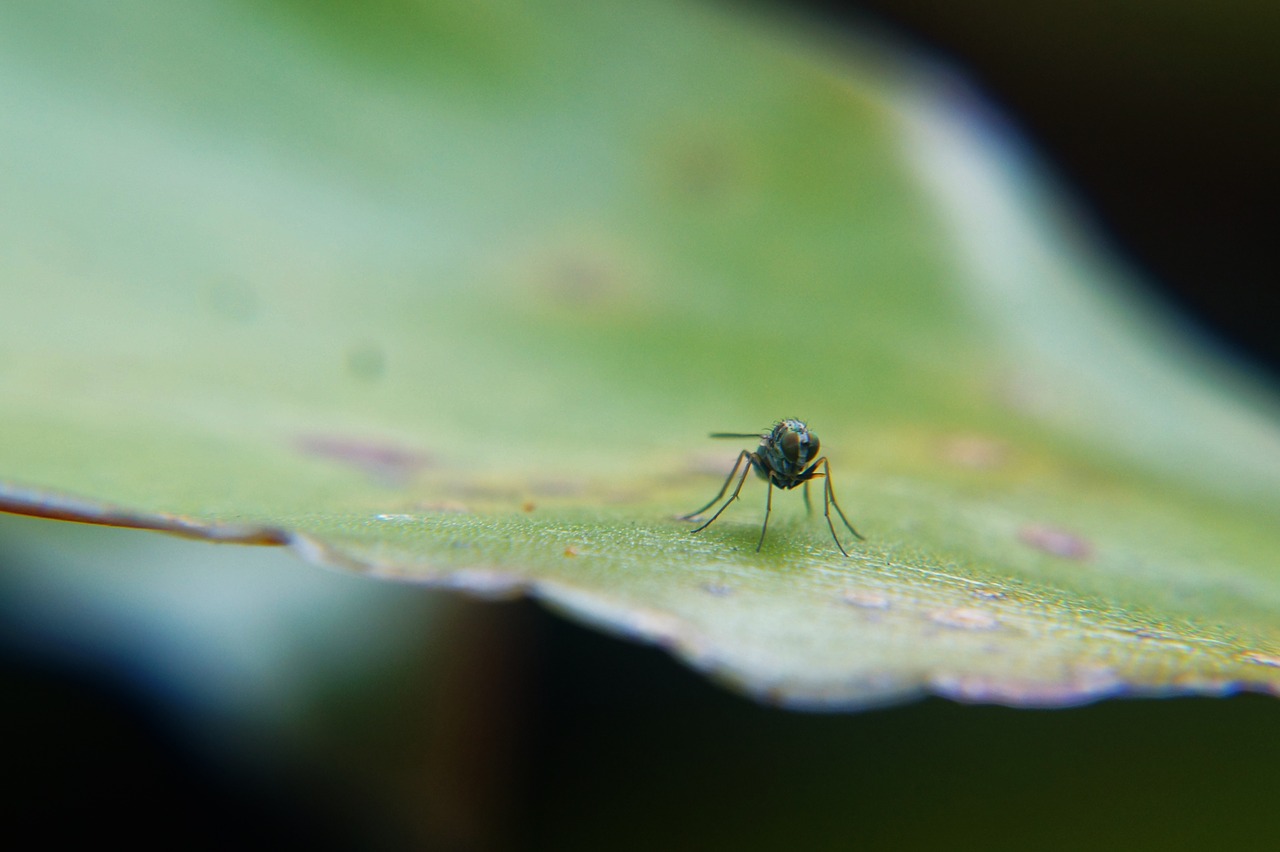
{"left": 684, "top": 451, "right": 755, "bottom": 534}
{"left": 680, "top": 450, "right": 750, "bottom": 521}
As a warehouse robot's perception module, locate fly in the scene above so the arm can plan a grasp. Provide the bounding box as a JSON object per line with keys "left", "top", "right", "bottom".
{"left": 680, "top": 419, "right": 864, "bottom": 556}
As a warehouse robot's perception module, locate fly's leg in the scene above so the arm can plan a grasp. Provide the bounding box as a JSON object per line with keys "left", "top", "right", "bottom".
{"left": 756, "top": 480, "right": 774, "bottom": 551}
{"left": 803, "top": 479, "right": 813, "bottom": 516}
{"left": 686, "top": 451, "right": 754, "bottom": 534}
{"left": 825, "top": 462, "right": 864, "bottom": 540}
{"left": 819, "top": 458, "right": 864, "bottom": 556}
{"left": 680, "top": 450, "right": 750, "bottom": 521}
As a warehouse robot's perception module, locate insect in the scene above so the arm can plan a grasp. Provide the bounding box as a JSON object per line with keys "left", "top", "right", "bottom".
{"left": 680, "top": 419, "right": 864, "bottom": 555}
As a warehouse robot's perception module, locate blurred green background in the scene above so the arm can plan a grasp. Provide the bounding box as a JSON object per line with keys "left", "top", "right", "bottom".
{"left": 3, "top": 1, "right": 1278, "bottom": 850}
{"left": 790, "top": 0, "right": 1280, "bottom": 377}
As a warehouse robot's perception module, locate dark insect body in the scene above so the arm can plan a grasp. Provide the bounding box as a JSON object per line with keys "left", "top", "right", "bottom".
{"left": 680, "top": 419, "right": 864, "bottom": 555}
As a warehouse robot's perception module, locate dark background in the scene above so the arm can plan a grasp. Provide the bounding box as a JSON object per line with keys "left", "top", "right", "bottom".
{"left": 4, "top": 2, "right": 1279, "bottom": 849}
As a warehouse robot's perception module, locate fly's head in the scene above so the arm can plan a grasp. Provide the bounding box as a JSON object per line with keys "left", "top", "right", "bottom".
{"left": 762, "top": 419, "right": 820, "bottom": 478}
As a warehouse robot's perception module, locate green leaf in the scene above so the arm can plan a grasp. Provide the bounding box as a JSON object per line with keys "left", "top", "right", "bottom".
{"left": 2, "top": 0, "right": 1279, "bottom": 708}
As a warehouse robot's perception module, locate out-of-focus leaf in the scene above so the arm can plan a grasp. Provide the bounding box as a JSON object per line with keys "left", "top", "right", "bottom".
{"left": 1, "top": 0, "right": 1278, "bottom": 708}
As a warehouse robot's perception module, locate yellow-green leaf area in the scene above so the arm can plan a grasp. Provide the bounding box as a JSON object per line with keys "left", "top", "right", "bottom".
{"left": 1, "top": 0, "right": 1279, "bottom": 708}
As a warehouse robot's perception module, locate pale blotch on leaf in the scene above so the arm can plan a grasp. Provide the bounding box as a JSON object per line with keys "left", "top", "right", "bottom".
{"left": 933, "top": 666, "right": 1123, "bottom": 706}
{"left": 940, "top": 435, "right": 1009, "bottom": 469}
{"left": 998, "top": 372, "right": 1062, "bottom": 418}
{"left": 1019, "top": 523, "right": 1093, "bottom": 560}
{"left": 701, "top": 582, "right": 734, "bottom": 598}
{"left": 205, "top": 279, "right": 258, "bottom": 323}
{"left": 1127, "top": 627, "right": 1181, "bottom": 642}
{"left": 529, "top": 479, "right": 587, "bottom": 498}
{"left": 684, "top": 451, "right": 743, "bottom": 479}
{"left": 415, "top": 500, "right": 471, "bottom": 514}
{"left": 842, "top": 589, "right": 890, "bottom": 609}
{"left": 930, "top": 607, "right": 1000, "bottom": 631}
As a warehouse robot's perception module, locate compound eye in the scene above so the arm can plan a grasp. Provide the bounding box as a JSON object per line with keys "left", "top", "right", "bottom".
{"left": 805, "top": 434, "right": 820, "bottom": 461}
{"left": 780, "top": 430, "right": 802, "bottom": 463}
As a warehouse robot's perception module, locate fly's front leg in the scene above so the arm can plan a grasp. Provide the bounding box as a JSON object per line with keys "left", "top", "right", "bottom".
{"left": 756, "top": 480, "right": 774, "bottom": 551}
{"left": 820, "top": 458, "right": 864, "bottom": 556}
{"left": 803, "top": 479, "right": 813, "bottom": 516}
{"left": 687, "top": 452, "right": 755, "bottom": 534}
{"left": 680, "top": 450, "right": 750, "bottom": 521}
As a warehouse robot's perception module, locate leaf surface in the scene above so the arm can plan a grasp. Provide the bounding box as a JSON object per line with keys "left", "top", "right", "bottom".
{"left": 2, "top": 0, "right": 1279, "bottom": 707}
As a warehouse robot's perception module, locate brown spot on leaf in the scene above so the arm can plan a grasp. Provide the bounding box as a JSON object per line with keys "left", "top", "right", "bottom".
{"left": 1019, "top": 523, "right": 1093, "bottom": 560}
{"left": 345, "top": 342, "right": 386, "bottom": 382}
{"left": 563, "top": 546, "right": 579, "bottom": 558}
{"left": 651, "top": 118, "right": 759, "bottom": 209}
{"left": 523, "top": 241, "right": 643, "bottom": 320}
{"left": 296, "top": 434, "right": 433, "bottom": 484}
{"left": 549, "top": 254, "right": 611, "bottom": 303}
{"left": 666, "top": 137, "right": 739, "bottom": 201}
{"left": 521, "top": 500, "right": 536, "bottom": 513}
